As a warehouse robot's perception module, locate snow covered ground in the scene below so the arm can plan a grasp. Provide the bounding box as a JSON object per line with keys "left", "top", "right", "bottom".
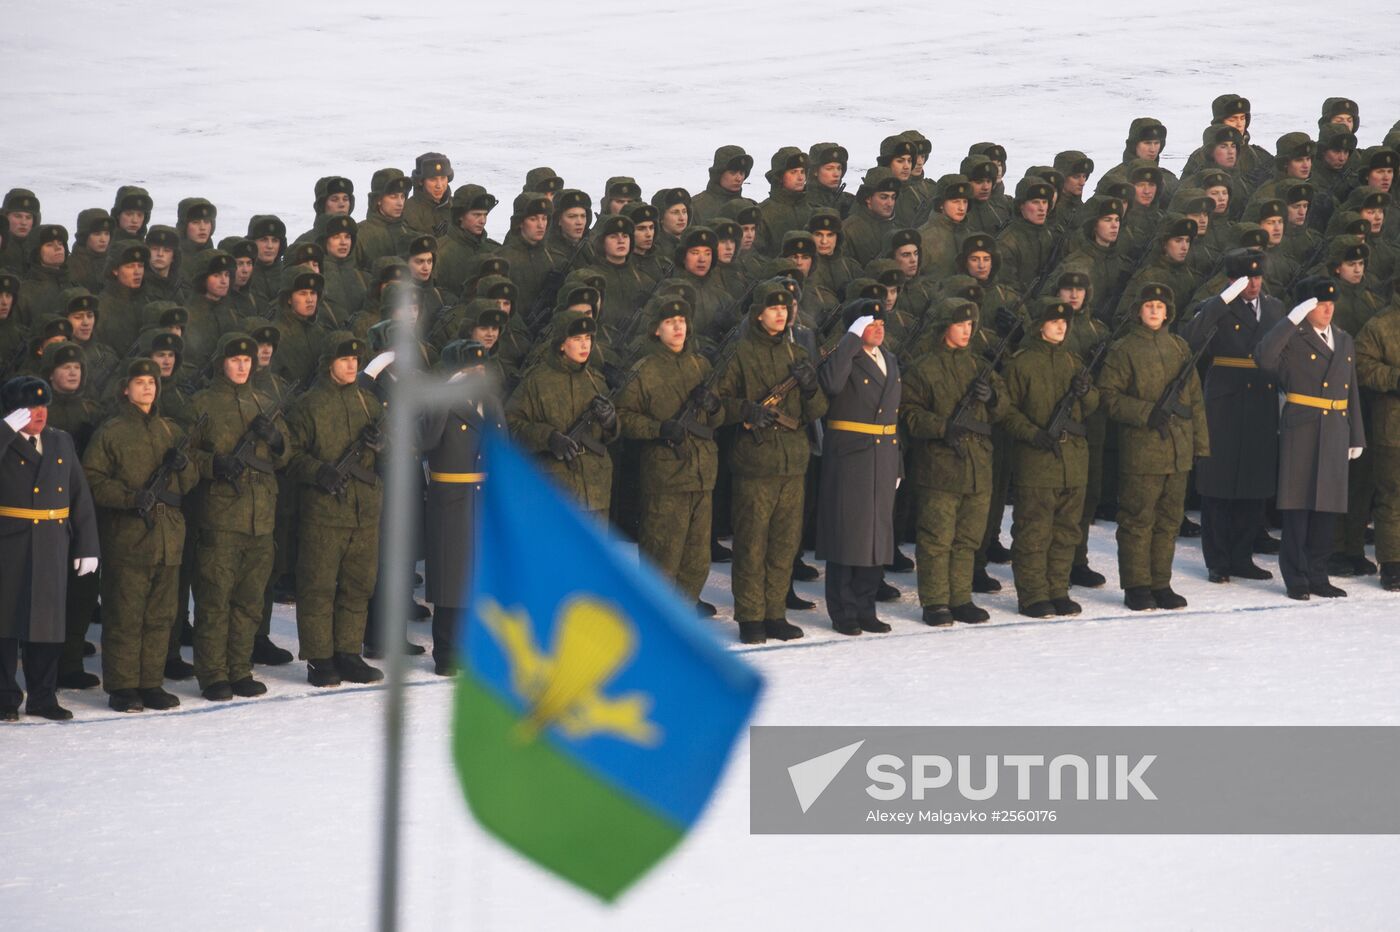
{"left": 7, "top": 1, "right": 1400, "bottom": 929}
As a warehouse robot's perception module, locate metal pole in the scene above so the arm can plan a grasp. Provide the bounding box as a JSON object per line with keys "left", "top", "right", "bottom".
{"left": 377, "top": 294, "right": 422, "bottom": 932}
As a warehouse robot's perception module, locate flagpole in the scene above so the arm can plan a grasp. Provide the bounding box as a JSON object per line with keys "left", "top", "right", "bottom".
{"left": 377, "top": 291, "right": 421, "bottom": 932}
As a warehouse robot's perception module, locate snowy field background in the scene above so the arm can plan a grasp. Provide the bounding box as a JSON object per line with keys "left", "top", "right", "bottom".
{"left": 6, "top": 1, "right": 1400, "bottom": 929}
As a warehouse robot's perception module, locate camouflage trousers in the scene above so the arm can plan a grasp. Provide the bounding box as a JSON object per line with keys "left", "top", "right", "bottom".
{"left": 915, "top": 484, "right": 991, "bottom": 608}
{"left": 1372, "top": 446, "right": 1400, "bottom": 564}
{"left": 1011, "top": 484, "right": 1085, "bottom": 607}
{"left": 193, "top": 528, "right": 275, "bottom": 689}
{"left": 639, "top": 489, "right": 712, "bottom": 601}
{"left": 731, "top": 475, "right": 804, "bottom": 622}
{"left": 1115, "top": 470, "right": 1188, "bottom": 590}
{"left": 101, "top": 562, "right": 180, "bottom": 691}
{"left": 295, "top": 521, "right": 379, "bottom": 660}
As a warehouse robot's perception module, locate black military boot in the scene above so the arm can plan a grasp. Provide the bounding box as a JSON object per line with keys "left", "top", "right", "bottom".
{"left": 1178, "top": 516, "right": 1202, "bottom": 538}
{"left": 985, "top": 539, "right": 1012, "bottom": 564}
{"left": 202, "top": 681, "right": 233, "bottom": 702}
{"left": 433, "top": 655, "right": 457, "bottom": 677}
{"left": 763, "top": 618, "right": 805, "bottom": 641}
{"left": 695, "top": 600, "right": 717, "bottom": 617}
{"left": 711, "top": 539, "right": 733, "bottom": 563}
{"left": 307, "top": 658, "right": 342, "bottom": 688}
{"left": 737, "top": 621, "right": 767, "bottom": 644}
{"left": 1253, "top": 531, "right": 1281, "bottom": 555}
{"left": 1351, "top": 555, "right": 1378, "bottom": 576}
{"left": 1069, "top": 564, "right": 1106, "bottom": 588}
{"left": 791, "top": 554, "right": 820, "bottom": 581}
{"left": 58, "top": 670, "right": 100, "bottom": 690}
{"left": 177, "top": 619, "right": 194, "bottom": 647}
{"left": 364, "top": 640, "right": 426, "bottom": 659}
{"left": 972, "top": 567, "right": 1002, "bottom": 593}
{"left": 922, "top": 605, "right": 954, "bottom": 626}
{"left": 875, "top": 580, "right": 901, "bottom": 602}
{"left": 1326, "top": 553, "right": 1356, "bottom": 577}
{"left": 1051, "top": 596, "right": 1082, "bottom": 616}
{"left": 1207, "top": 569, "right": 1231, "bottom": 584}
{"left": 858, "top": 616, "right": 891, "bottom": 633}
{"left": 1230, "top": 562, "right": 1273, "bottom": 580}
{"left": 1381, "top": 563, "right": 1400, "bottom": 592}
{"left": 1286, "top": 586, "right": 1311, "bottom": 601}
{"left": 334, "top": 652, "right": 385, "bottom": 683}
{"left": 950, "top": 603, "right": 990, "bottom": 624}
{"left": 26, "top": 703, "right": 73, "bottom": 722}
{"left": 1309, "top": 581, "right": 1347, "bottom": 598}
{"left": 832, "top": 618, "right": 863, "bottom": 636}
{"left": 1151, "top": 587, "right": 1188, "bottom": 610}
{"left": 1124, "top": 587, "right": 1155, "bottom": 611}
{"left": 0, "top": 706, "right": 18, "bottom": 722}
{"left": 785, "top": 586, "right": 815, "bottom": 611}
{"left": 83, "top": 640, "right": 96, "bottom": 656}
{"left": 252, "top": 634, "right": 294, "bottom": 666}
{"left": 108, "top": 689, "right": 144, "bottom": 713}
{"left": 409, "top": 598, "right": 432, "bottom": 620}
{"left": 164, "top": 654, "right": 195, "bottom": 681}
{"left": 884, "top": 547, "right": 914, "bottom": 573}
{"left": 230, "top": 677, "right": 267, "bottom": 698}
{"left": 140, "top": 687, "right": 180, "bottom": 710}
{"left": 1019, "top": 601, "right": 1056, "bottom": 619}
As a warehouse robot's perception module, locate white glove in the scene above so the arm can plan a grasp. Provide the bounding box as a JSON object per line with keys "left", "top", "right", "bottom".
{"left": 4, "top": 408, "right": 32, "bottom": 433}
{"left": 73, "top": 557, "right": 99, "bottom": 576}
{"left": 847, "top": 314, "right": 876, "bottom": 336}
{"left": 1221, "top": 276, "right": 1250, "bottom": 304}
{"left": 895, "top": 477, "right": 902, "bottom": 490}
{"left": 363, "top": 350, "right": 396, "bottom": 379}
{"left": 1349, "top": 447, "right": 1364, "bottom": 461}
{"left": 1287, "top": 298, "right": 1317, "bottom": 325}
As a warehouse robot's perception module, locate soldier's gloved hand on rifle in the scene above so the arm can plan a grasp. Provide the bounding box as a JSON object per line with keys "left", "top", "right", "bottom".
{"left": 688, "top": 383, "right": 721, "bottom": 415}
{"left": 789, "top": 360, "right": 819, "bottom": 398}
{"left": 1147, "top": 407, "right": 1171, "bottom": 432}
{"left": 163, "top": 447, "right": 189, "bottom": 471}
{"left": 132, "top": 488, "right": 157, "bottom": 513}
{"left": 589, "top": 394, "right": 617, "bottom": 431}
{"left": 742, "top": 400, "right": 777, "bottom": 430}
{"left": 659, "top": 419, "right": 688, "bottom": 445}
{"left": 249, "top": 414, "right": 281, "bottom": 445}
{"left": 315, "top": 463, "right": 347, "bottom": 495}
{"left": 1031, "top": 429, "right": 1058, "bottom": 452}
{"left": 601, "top": 362, "right": 628, "bottom": 391}
{"left": 971, "top": 379, "right": 994, "bottom": 404}
{"left": 212, "top": 453, "right": 246, "bottom": 482}
{"left": 943, "top": 420, "right": 969, "bottom": 447}
{"left": 547, "top": 430, "right": 581, "bottom": 462}
{"left": 360, "top": 423, "right": 384, "bottom": 451}
{"left": 994, "top": 306, "right": 1020, "bottom": 338}
{"left": 1070, "top": 369, "right": 1093, "bottom": 398}
{"left": 3, "top": 408, "right": 31, "bottom": 433}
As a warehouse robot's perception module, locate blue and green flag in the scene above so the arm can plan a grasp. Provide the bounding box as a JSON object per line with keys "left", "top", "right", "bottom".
{"left": 453, "top": 432, "right": 762, "bottom": 901}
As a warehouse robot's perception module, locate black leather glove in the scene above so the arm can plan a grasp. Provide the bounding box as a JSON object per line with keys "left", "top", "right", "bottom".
{"left": 315, "top": 463, "right": 347, "bottom": 495}
{"left": 163, "top": 447, "right": 189, "bottom": 471}
{"left": 944, "top": 420, "right": 969, "bottom": 447}
{"left": 994, "top": 306, "right": 1019, "bottom": 338}
{"left": 360, "top": 422, "right": 384, "bottom": 451}
{"left": 212, "top": 454, "right": 245, "bottom": 482}
{"left": 659, "top": 419, "right": 688, "bottom": 444}
{"left": 548, "top": 430, "right": 581, "bottom": 462}
{"left": 689, "top": 383, "right": 722, "bottom": 416}
{"left": 789, "top": 360, "right": 818, "bottom": 397}
{"left": 742, "top": 400, "right": 777, "bottom": 430}
{"left": 132, "top": 488, "right": 157, "bottom": 513}
{"left": 1031, "top": 429, "right": 1058, "bottom": 452}
{"left": 589, "top": 394, "right": 617, "bottom": 431}
{"left": 1147, "top": 407, "right": 1171, "bottom": 432}
{"left": 971, "top": 379, "right": 993, "bottom": 404}
{"left": 249, "top": 414, "right": 279, "bottom": 443}
{"left": 1070, "top": 370, "right": 1092, "bottom": 398}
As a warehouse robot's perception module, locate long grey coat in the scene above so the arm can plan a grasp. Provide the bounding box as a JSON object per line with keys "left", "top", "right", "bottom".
{"left": 815, "top": 333, "right": 901, "bottom": 566}
{"left": 1253, "top": 316, "right": 1365, "bottom": 513}
{"left": 0, "top": 424, "right": 99, "bottom": 642}
{"left": 418, "top": 398, "right": 504, "bottom": 607}
{"left": 1180, "top": 292, "right": 1284, "bottom": 499}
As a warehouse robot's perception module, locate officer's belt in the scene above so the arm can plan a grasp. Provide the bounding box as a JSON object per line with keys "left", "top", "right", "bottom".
{"left": 0, "top": 505, "right": 69, "bottom": 522}
{"left": 827, "top": 420, "right": 897, "bottom": 437}
{"left": 1284, "top": 392, "right": 1348, "bottom": 411}
{"left": 429, "top": 471, "right": 487, "bottom": 484}
{"left": 1211, "top": 356, "right": 1258, "bottom": 369}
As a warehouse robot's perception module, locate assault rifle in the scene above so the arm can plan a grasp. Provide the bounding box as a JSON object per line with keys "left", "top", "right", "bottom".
{"left": 1042, "top": 315, "right": 1133, "bottom": 458}
{"left": 668, "top": 315, "right": 747, "bottom": 457}
{"left": 1147, "top": 321, "right": 1216, "bottom": 439}
{"left": 136, "top": 412, "right": 208, "bottom": 528}
{"left": 562, "top": 366, "right": 638, "bottom": 457}
{"left": 222, "top": 370, "right": 316, "bottom": 495}
{"left": 943, "top": 317, "right": 1025, "bottom": 458}
{"left": 330, "top": 410, "right": 387, "bottom": 500}
{"left": 523, "top": 235, "right": 591, "bottom": 338}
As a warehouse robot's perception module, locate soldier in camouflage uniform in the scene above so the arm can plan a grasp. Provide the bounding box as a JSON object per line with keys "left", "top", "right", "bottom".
{"left": 1000, "top": 298, "right": 1100, "bottom": 617}
{"left": 617, "top": 296, "right": 724, "bottom": 612}
{"left": 806, "top": 143, "right": 855, "bottom": 218}
{"left": 498, "top": 192, "right": 562, "bottom": 316}
{"left": 2, "top": 189, "right": 41, "bottom": 272}
{"left": 1098, "top": 283, "right": 1209, "bottom": 610}
{"left": 877, "top": 134, "right": 931, "bottom": 229}
{"left": 175, "top": 197, "right": 216, "bottom": 265}
{"left": 598, "top": 176, "right": 643, "bottom": 218}
{"left": 842, "top": 167, "right": 900, "bottom": 268}
{"left": 188, "top": 331, "right": 292, "bottom": 700}
{"left": 717, "top": 282, "right": 828, "bottom": 643}
{"left": 67, "top": 209, "right": 112, "bottom": 294}
{"left": 269, "top": 267, "right": 330, "bottom": 385}
{"left": 404, "top": 153, "right": 454, "bottom": 237}
{"left": 111, "top": 186, "right": 152, "bottom": 242}
{"left": 960, "top": 155, "right": 1008, "bottom": 237}
{"left": 917, "top": 174, "right": 972, "bottom": 282}
{"left": 1120, "top": 213, "right": 1200, "bottom": 321}
{"left": 284, "top": 332, "right": 385, "bottom": 686}
{"left": 1356, "top": 292, "right": 1400, "bottom": 590}
{"left": 142, "top": 225, "right": 185, "bottom": 305}
{"left": 996, "top": 177, "right": 1058, "bottom": 296}
{"left": 691, "top": 146, "right": 752, "bottom": 225}
{"left": 82, "top": 358, "right": 201, "bottom": 711}
{"left": 358, "top": 169, "right": 413, "bottom": 270}
{"left": 18, "top": 223, "right": 70, "bottom": 324}
{"left": 436, "top": 185, "right": 500, "bottom": 294}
